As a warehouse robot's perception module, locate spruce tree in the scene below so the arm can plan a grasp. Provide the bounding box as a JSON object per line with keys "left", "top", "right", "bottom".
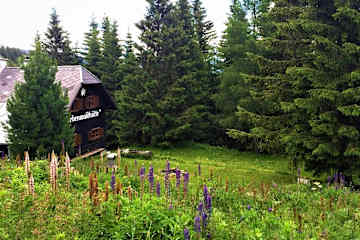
{"left": 227, "top": 0, "right": 360, "bottom": 177}
{"left": 226, "top": 0, "right": 313, "bottom": 154}
{"left": 98, "top": 16, "right": 123, "bottom": 148}
{"left": 82, "top": 18, "right": 102, "bottom": 77}
{"left": 114, "top": 33, "right": 147, "bottom": 145}
{"left": 216, "top": 0, "right": 260, "bottom": 149}
{"left": 192, "top": 0, "right": 216, "bottom": 55}
{"left": 280, "top": 0, "right": 360, "bottom": 177}
{"left": 115, "top": 0, "right": 211, "bottom": 146}
{"left": 6, "top": 41, "right": 74, "bottom": 158}
{"left": 99, "top": 16, "right": 122, "bottom": 96}
{"left": 43, "top": 9, "right": 79, "bottom": 65}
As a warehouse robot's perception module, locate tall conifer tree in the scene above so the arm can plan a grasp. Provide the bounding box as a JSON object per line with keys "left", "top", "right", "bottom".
{"left": 216, "top": 0, "right": 261, "bottom": 149}
{"left": 228, "top": 0, "right": 360, "bottom": 177}
{"left": 280, "top": 0, "right": 360, "bottom": 176}
{"left": 43, "top": 9, "right": 79, "bottom": 65}
{"left": 6, "top": 41, "right": 73, "bottom": 158}
{"left": 192, "top": 0, "right": 216, "bottom": 55}
{"left": 115, "top": 0, "right": 211, "bottom": 146}
{"left": 99, "top": 16, "right": 122, "bottom": 96}
{"left": 114, "top": 33, "right": 146, "bottom": 145}
{"left": 98, "top": 16, "right": 123, "bottom": 148}
{"left": 82, "top": 18, "right": 102, "bottom": 77}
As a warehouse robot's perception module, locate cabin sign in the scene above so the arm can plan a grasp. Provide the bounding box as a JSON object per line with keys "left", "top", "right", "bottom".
{"left": 70, "top": 109, "right": 102, "bottom": 123}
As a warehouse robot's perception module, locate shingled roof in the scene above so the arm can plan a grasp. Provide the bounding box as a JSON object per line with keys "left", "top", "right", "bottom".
{"left": 0, "top": 65, "right": 102, "bottom": 106}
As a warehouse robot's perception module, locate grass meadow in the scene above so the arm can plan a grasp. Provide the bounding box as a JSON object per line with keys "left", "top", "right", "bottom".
{"left": 0, "top": 143, "right": 359, "bottom": 239}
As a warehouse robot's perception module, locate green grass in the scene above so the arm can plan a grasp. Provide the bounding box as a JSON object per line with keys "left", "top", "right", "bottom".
{"left": 75, "top": 142, "right": 300, "bottom": 186}
{"left": 146, "top": 142, "right": 295, "bottom": 185}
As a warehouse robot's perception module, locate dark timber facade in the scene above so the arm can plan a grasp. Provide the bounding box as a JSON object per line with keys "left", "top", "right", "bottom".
{"left": 0, "top": 60, "right": 116, "bottom": 155}
{"left": 70, "top": 84, "right": 115, "bottom": 154}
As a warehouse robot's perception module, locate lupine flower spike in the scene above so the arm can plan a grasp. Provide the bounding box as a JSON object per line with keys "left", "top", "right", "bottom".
{"left": 194, "top": 216, "right": 201, "bottom": 236}
{"left": 28, "top": 172, "right": 35, "bottom": 196}
{"left": 156, "top": 181, "right": 161, "bottom": 197}
{"left": 65, "top": 152, "right": 71, "bottom": 190}
{"left": 24, "top": 151, "right": 30, "bottom": 177}
{"left": 203, "top": 185, "right": 209, "bottom": 202}
{"left": 117, "top": 147, "right": 121, "bottom": 168}
{"left": 140, "top": 166, "right": 145, "bottom": 199}
{"left": 198, "top": 202, "right": 203, "bottom": 213}
{"left": 166, "top": 160, "right": 170, "bottom": 172}
{"left": 176, "top": 167, "right": 181, "bottom": 188}
{"left": 202, "top": 211, "right": 208, "bottom": 229}
{"left": 148, "top": 165, "right": 154, "bottom": 198}
{"left": 111, "top": 171, "right": 116, "bottom": 192}
{"left": 183, "top": 171, "right": 189, "bottom": 199}
{"left": 165, "top": 169, "right": 170, "bottom": 200}
{"left": 176, "top": 167, "right": 181, "bottom": 200}
{"left": 49, "top": 151, "right": 58, "bottom": 193}
{"left": 184, "top": 228, "right": 190, "bottom": 240}
{"left": 206, "top": 195, "right": 212, "bottom": 215}
{"left": 127, "top": 186, "right": 132, "bottom": 201}
{"left": 104, "top": 181, "right": 109, "bottom": 201}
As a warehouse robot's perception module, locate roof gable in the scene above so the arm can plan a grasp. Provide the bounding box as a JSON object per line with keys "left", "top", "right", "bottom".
{"left": 0, "top": 65, "right": 103, "bottom": 107}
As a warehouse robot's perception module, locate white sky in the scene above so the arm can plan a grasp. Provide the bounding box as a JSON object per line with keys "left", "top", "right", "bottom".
{"left": 0, "top": 0, "right": 231, "bottom": 50}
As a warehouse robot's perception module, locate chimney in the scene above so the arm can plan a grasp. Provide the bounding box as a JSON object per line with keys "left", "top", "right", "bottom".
{"left": 0, "top": 58, "right": 8, "bottom": 73}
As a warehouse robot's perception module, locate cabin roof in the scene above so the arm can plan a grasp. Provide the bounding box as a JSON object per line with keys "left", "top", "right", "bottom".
{"left": 0, "top": 65, "right": 102, "bottom": 106}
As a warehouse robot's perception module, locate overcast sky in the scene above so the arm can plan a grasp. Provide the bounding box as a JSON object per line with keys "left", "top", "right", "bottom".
{"left": 0, "top": 0, "right": 231, "bottom": 50}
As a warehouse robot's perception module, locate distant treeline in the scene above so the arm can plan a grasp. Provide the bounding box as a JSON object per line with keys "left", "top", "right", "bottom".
{"left": 0, "top": 46, "right": 28, "bottom": 65}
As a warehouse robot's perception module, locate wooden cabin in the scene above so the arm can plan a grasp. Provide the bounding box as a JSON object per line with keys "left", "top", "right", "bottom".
{"left": 0, "top": 58, "right": 116, "bottom": 155}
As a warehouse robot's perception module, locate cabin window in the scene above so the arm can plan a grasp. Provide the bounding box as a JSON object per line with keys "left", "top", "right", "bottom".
{"left": 72, "top": 98, "right": 83, "bottom": 112}
{"left": 74, "top": 133, "right": 82, "bottom": 146}
{"left": 88, "top": 127, "right": 104, "bottom": 141}
{"left": 85, "top": 95, "right": 99, "bottom": 109}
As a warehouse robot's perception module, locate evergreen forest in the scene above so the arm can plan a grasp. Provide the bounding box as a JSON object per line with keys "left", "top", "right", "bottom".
{"left": 3, "top": 0, "right": 360, "bottom": 181}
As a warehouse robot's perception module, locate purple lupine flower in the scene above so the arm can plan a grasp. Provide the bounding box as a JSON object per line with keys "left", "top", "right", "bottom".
{"left": 268, "top": 207, "right": 273, "bottom": 213}
{"left": 202, "top": 211, "right": 208, "bottom": 228}
{"left": 198, "top": 163, "right": 201, "bottom": 176}
{"left": 110, "top": 172, "right": 116, "bottom": 191}
{"left": 156, "top": 181, "right": 161, "bottom": 197}
{"left": 184, "top": 171, "right": 189, "bottom": 185}
{"left": 194, "top": 216, "right": 201, "bottom": 233}
{"left": 334, "top": 172, "right": 338, "bottom": 183}
{"left": 272, "top": 183, "right": 277, "bottom": 188}
{"left": 165, "top": 171, "right": 170, "bottom": 198}
{"left": 183, "top": 171, "right": 189, "bottom": 196}
{"left": 169, "top": 203, "right": 173, "bottom": 210}
{"left": 166, "top": 160, "right": 170, "bottom": 172}
{"left": 184, "top": 228, "right": 190, "bottom": 240}
{"left": 176, "top": 168, "right": 181, "bottom": 188}
{"left": 198, "top": 202, "right": 203, "bottom": 213}
{"left": 207, "top": 233, "right": 211, "bottom": 239}
{"left": 206, "top": 195, "right": 212, "bottom": 214}
{"left": 134, "top": 159, "right": 137, "bottom": 167}
{"left": 203, "top": 185, "right": 209, "bottom": 202}
{"left": 247, "top": 204, "right": 251, "bottom": 210}
{"left": 148, "top": 165, "right": 154, "bottom": 190}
